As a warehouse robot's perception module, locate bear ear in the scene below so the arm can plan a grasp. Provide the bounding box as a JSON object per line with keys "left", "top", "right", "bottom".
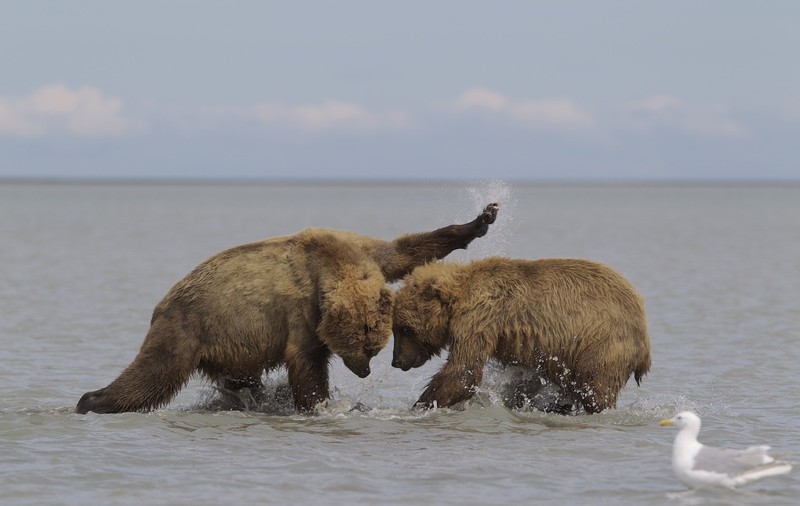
{"left": 420, "top": 283, "right": 439, "bottom": 302}
{"left": 434, "top": 282, "right": 457, "bottom": 305}
{"left": 422, "top": 281, "right": 454, "bottom": 306}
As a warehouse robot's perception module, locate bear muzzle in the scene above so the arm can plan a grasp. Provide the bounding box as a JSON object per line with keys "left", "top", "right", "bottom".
{"left": 352, "top": 365, "right": 371, "bottom": 378}
{"left": 391, "top": 357, "right": 413, "bottom": 371}
{"left": 342, "top": 357, "right": 371, "bottom": 378}
{"left": 391, "top": 353, "right": 429, "bottom": 371}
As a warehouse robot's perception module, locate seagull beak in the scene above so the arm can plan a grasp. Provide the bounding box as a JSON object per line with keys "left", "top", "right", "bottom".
{"left": 659, "top": 419, "right": 673, "bottom": 426}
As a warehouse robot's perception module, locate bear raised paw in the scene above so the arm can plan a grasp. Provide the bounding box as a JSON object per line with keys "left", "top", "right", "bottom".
{"left": 391, "top": 257, "right": 650, "bottom": 414}
{"left": 76, "top": 203, "right": 499, "bottom": 414}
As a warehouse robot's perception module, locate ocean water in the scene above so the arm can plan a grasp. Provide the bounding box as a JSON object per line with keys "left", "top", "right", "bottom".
{"left": 1, "top": 181, "right": 798, "bottom": 506}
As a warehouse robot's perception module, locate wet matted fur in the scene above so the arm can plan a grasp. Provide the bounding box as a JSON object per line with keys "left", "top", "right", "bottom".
{"left": 392, "top": 257, "right": 650, "bottom": 413}
{"left": 76, "top": 204, "right": 499, "bottom": 414}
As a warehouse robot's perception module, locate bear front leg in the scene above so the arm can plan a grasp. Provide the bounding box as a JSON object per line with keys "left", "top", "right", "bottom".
{"left": 285, "top": 345, "right": 331, "bottom": 413}
{"left": 416, "top": 361, "right": 485, "bottom": 409}
{"left": 381, "top": 203, "right": 499, "bottom": 282}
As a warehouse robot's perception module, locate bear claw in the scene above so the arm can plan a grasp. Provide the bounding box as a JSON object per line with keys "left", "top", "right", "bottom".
{"left": 474, "top": 203, "right": 500, "bottom": 237}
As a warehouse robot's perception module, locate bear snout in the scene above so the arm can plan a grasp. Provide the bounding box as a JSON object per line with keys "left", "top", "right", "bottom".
{"left": 342, "top": 357, "right": 372, "bottom": 378}
{"left": 391, "top": 353, "right": 426, "bottom": 371}
{"left": 391, "top": 357, "right": 411, "bottom": 371}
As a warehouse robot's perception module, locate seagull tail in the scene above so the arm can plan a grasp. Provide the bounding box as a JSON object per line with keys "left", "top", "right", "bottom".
{"left": 736, "top": 462, "right": 792, "bottom": 485}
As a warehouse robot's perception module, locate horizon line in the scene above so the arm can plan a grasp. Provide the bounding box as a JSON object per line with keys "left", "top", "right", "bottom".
{"left": 2, "top": 175, "right": 800, "bottom": 188}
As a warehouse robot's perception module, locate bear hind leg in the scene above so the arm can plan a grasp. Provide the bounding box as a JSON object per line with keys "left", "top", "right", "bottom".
{"left": 76, "top": 322, "right": 201, "bottom": 414}
{"left": 575, "top": 380, "right": 620, "bottom": 414}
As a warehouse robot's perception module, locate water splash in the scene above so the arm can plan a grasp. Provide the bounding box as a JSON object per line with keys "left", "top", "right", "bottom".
{"left": 191, "top": 372, "right": 295, "bottom": 416}
{"left": 462, "top": 179, "right": 516, "bottom": 260}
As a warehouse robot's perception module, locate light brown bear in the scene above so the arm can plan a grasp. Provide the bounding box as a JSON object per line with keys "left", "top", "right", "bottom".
{"left": 76, "top": 203, "right": 499, "bottom": 414}
{"left": 391, "top": 257, "right": 650, "bottom": 414}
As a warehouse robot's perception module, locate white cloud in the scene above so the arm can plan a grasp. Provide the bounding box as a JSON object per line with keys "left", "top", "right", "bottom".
{"left": 0, "top": 85, "right": 135, "bottom": 138}
{"left": 256, "top": 101, "right": 412, "bottom": 131}
{"left": 257, "top": 101, "right": 371, "bottom": 129}
{"left": 626, "top": 94, "right": 746, "bottom": 138}
{"left": 627, "top": 94, "right": 684, "bottom": 113}
{"left": 448, "top": 87, "right": 595, "bottom": 130}
{"left": 511, "top": 98, "right": 595, "bottom": 128}
{"left": 452, "top": 88, "right": 509, "bottom": 113}
{"left": 199, "top": 100, "right": 413, "bottom": 132}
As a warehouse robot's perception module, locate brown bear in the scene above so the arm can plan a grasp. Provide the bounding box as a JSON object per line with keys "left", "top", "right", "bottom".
{"left": 76, "top": 203, "right": 499, "bottom": 414}
{"left": 391, "top": 257, "right": 650, "bottom": 414}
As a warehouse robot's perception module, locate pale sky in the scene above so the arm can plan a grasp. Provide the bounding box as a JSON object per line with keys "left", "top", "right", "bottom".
{"left": 2, "top": 1, "right": 799, "bottom": 181}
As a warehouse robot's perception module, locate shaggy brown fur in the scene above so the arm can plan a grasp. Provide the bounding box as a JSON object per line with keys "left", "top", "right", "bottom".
{"left": 76, "top": 204, "right": 499, "bottom": 414}
{"left": 391, "top": 257, "right": 650, "bottom": 414}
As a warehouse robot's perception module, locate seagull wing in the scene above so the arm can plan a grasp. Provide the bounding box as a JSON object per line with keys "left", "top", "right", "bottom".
{"left": 692, "top": 445, "right": 771, "bottom": 475}
{"left": 693, "top": 444, "right": 791, "bottom": 484}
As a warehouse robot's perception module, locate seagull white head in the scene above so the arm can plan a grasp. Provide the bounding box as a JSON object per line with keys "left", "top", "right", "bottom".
{"left": 660, "top": 411, "right": 701, "bottom": 431}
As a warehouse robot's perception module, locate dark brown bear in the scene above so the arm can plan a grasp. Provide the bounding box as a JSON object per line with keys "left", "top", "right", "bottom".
{"left": 76, "top": 203, "right": 499, "bottom": 414}
{"left": 391, "top": 257, "right": 650, "bottom": 414}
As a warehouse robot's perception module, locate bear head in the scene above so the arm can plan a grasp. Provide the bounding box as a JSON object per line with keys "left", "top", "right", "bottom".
{"left": 391, "top": 263, "right": 458, "bottom": 371}
{"left": 318, "top": 266, "right": 393, "bottom": 378}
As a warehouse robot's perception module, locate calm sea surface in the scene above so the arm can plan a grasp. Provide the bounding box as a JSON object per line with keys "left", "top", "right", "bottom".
{"left": 1, "top": 182, "right": 798, "bottom": 505}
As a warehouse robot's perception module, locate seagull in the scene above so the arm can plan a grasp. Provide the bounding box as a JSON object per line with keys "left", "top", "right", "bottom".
{"left": 660, "top": 411, "right": 792, "bottom": 489}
